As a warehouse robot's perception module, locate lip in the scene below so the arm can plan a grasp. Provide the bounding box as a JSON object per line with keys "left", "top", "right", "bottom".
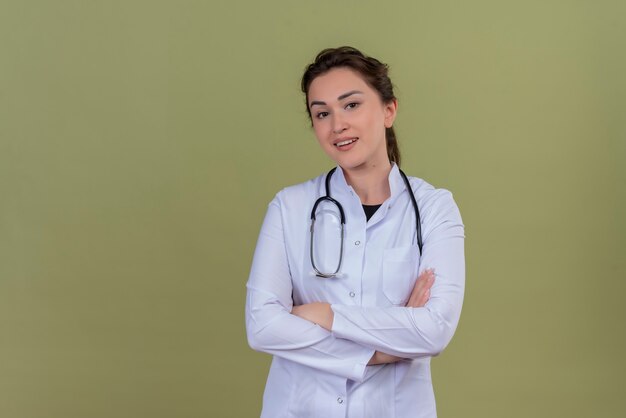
{"left": 333, "top": 137, "right": 359, "bottom": 151}
{"left": 333, "top": 137, "right": 359, "bottom": 146}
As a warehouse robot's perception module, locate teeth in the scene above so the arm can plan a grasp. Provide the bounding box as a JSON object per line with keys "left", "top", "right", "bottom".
{"left": 336, "top": 139, "right": 356, "bottom": 147}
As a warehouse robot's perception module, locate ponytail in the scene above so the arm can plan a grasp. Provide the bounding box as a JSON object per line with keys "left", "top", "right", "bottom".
{"left": 386, "top": 127, "right": 401, "bottom": 167}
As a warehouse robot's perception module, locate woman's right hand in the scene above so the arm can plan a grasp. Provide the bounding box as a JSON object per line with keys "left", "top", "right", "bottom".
{"left": 368, "top": 350, "right": 404, "bottom": 365}
{"left": 368, "top": 269, "right": 436, "bottom": 365}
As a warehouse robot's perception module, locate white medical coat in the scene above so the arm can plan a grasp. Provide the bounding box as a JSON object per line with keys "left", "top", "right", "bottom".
{"left": 246, "top": 164, "right": 465, "bottom": 418}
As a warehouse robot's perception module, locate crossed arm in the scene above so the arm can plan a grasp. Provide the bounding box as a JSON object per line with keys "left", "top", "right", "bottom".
{"left": 291, "top": 269, "right": 436, "bottom": 365}
{"left": 246, "top": 192, "right": 464, "bottom": 381}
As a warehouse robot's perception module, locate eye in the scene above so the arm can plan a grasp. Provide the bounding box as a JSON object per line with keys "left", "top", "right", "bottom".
{"left": 345, "top": 102, "right": 360, "bottom": 110}
{"left": 315, "top": 111, "right": 329, "bottom": 119}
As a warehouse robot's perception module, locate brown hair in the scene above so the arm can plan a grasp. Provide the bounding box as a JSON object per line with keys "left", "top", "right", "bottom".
{"left": 301, "top": 46, "right": 401, "bottom": 167}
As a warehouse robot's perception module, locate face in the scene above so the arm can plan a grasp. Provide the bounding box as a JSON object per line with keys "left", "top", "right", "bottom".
{"left": 307, "top": 67, "right": 397, "bottom": 171}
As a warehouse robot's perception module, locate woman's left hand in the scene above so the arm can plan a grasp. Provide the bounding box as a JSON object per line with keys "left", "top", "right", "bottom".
{"left": 291, "top": 302, "right": 334, "bottom": 331}
{"left": 406, "top": 269, "right": 435, "bottom": 308}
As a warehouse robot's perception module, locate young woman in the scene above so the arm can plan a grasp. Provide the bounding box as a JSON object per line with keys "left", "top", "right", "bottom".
{"left": 245, "top": 46, "right": 465, "bottom": 418}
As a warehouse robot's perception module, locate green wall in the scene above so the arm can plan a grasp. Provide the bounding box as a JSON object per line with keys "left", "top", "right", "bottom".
{"left": 1, "top": 1, "right": 624, "bottom": 417}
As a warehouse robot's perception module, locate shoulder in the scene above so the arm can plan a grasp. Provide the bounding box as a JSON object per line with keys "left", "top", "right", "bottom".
{"left": 269, "top": 173, "right": 326, "bottom": 210}
{"left": 409, "top": 176, "right": 459, "bottom": 212}
{"left": 404, "top": 174, "right": 464, "bottom": 237}
{"left": 261, "top": 173, "right": 327, "bottom": 233}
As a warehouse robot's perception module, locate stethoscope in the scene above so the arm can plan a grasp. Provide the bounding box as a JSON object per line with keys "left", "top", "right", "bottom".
{"left": 310, "top": 167, "right": 423, "bottom": 278}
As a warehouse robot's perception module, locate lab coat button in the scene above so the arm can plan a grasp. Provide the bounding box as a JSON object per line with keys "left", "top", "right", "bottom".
{"left": 337, "top": 397, "right": 344, "bottom": 404}
{"left": 349, "top": 292, "right": 355, "bottom": 297}
{"left": 354, "top": 240, "right": 360, "bottom": 246}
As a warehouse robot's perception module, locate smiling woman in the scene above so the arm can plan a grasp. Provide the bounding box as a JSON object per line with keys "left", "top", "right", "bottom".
{"left": 245, "top": 46, "right": 465, "bottom": 418}
{"left": 306, "top": 68, "right": 397, "bottom": 186}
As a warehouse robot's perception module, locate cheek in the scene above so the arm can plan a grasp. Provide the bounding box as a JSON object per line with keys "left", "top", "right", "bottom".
{"left": 363, "top": 113, "right": 387, "bottom": 137}
{"left": 312, "top": 122, "right": 329, "bottom": 144}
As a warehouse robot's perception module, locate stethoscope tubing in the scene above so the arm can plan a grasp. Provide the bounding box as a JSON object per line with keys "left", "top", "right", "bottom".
{"left": 309, "top": 167, "right": 423, "bottom": 278}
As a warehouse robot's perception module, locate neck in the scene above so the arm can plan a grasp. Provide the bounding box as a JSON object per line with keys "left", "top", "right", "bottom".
{"left": 342, "top": 161, "right": 393, "bottom": 205}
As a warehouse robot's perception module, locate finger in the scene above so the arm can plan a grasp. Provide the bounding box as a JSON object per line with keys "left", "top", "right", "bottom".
{"left": 422, "top": 269, "right": 434, "bottom": 283}
{"left": 408, "top": 286, "right": 429, "bottom": 308}
{"left": 415, "top": 269, "right": 428, "bottom": 283}
{"left": 411, "top": 277, "right": 425, "bottom": 295}
{"left": 406, "top": 293, "right": 418, "bottom": 307}
{"left": 408, "top": 283, "right": 429, "bottom": 308}
{"left": 412, "top": 269, "right": 433, "bottom": 293}
{"left": 416, "top": 286, "right": 427, "bottom": 306}
{"left": 409, "top": 272, "right": 431, "bottom": 299}
{"left": 419, "top": 275, "right": 435, "bottom": 304}
{"left": 407, "top": 290, "right": 421, "bottom": 307}
{"left": 408, "top": 283, "right": 425, "bottom": 306}
{"left": 407, "top": 270, "right": 435, "bottom": 307}
{"left": 425, "top": 272, "right": 435, "bottom": 289}
{"left": 409, "top": 282, "right": 421, "bottom": 299}
{"left": 415, "top": 289, "right": 425, "bottom": 307}
{"left": 417, "top": 275, "right": 435, "bottom": 306}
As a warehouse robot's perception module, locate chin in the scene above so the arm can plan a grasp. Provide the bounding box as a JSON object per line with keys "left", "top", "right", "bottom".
{"left": 334, "top": 156, "right": 368, "bottom": 171}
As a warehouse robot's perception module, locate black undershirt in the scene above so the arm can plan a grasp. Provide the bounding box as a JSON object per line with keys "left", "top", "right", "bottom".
{"left": 362, "top": 204, "right": 382, "bottom": 221}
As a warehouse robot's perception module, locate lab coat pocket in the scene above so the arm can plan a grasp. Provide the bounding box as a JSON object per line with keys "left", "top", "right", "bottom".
{"left": 382, "top": 245, "right": 420, "bottom": 305}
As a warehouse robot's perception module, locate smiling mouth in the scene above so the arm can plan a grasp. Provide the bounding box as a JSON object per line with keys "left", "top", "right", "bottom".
{"left": 335, "top": 138, "right": 358, "bottom": 147}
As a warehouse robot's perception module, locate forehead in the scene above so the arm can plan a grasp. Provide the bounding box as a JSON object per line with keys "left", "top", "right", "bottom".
{"left": 308, "top": 67, "right": 374, "bottom": 101}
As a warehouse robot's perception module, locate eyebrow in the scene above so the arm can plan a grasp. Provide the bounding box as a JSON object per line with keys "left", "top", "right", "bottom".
{"left": 309, "top": 90, "right": 364, "bottom": 108}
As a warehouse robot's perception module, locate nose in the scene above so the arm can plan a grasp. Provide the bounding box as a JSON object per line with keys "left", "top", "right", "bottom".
{"left": 332, "top": 113, "right": 348, "bottom": 134}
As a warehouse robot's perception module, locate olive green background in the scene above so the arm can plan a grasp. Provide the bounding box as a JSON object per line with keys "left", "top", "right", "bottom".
{"left": 1, "top": 1, "right": 625, "bottom": 417}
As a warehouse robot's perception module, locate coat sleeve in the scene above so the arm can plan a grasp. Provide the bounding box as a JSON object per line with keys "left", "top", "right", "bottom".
{"left": 330, "top": 190, "right": 465, "bottom": 359}
{"left": 245, "top": 196, "right": 375, "bottom": 382}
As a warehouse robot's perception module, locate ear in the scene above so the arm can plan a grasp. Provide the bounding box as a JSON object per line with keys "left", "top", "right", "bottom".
{"left": 383, "top": 98, "right": 398, "bottom": 128}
